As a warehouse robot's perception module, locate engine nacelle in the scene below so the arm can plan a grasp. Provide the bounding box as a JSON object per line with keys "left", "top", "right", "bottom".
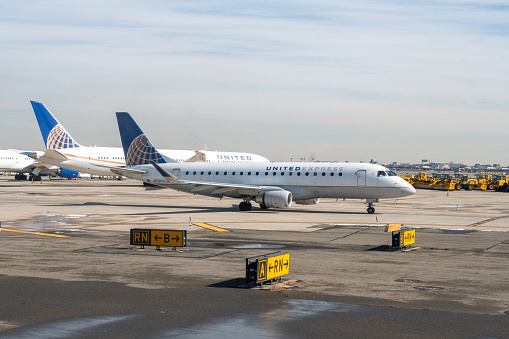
{"left": 294, "top": 198, "right": 320, "bottom": 205}
{"left": 255, "top": 190, "right": 292, "bottom": 208}
{"left": 58, "top": 168, "right": 80, "bottom": 179}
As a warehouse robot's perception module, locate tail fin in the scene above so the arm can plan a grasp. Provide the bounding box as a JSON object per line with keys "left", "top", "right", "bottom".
{"left": 30, "top": 101, "right": 80, "bottom": 149}
{"left": 116, "top": 112, "right": 168, "bottom": 166}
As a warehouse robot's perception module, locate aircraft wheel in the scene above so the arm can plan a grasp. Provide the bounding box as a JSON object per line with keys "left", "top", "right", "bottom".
{"left": 259, "top": 204, "right": 268, "bottom": 210}
{"left": 239, "top": 201, "right": 252, "bottom": 211}
{"left": 367, "top": 207, "right": 375, "bottom": 214}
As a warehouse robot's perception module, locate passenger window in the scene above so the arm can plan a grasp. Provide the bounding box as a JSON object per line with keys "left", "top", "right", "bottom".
{"left": 224, "top": 171, "right": 227, "bottom": 175}
{"left": 297, "top": 172, "right": 301, "bottom": 176}
{"left": 200, "top": 171, "right": 204, "bottom": 175}
{"left": 240, "top": 172, "right": 243, "bottom": 175}
{"left": 338, "top": 172, "right": 343, "bottom": 176}
{"left": 281, "top": 172, "right": 284, "bottom": 176}
{"left": 248, "top": 172, "right": 251, "bottom": 175}
{"left": 256, "top": 172, "right": 259, "bottom": 175}
{"left": 330, "top": 173, "right": 334, "bottom": 176}
{"left": 216, "top": 171, "right": 219, "bottom": 175}
{"left": 232, "top": 172, "right": 236, "bottom": 175}
{"left": 314, "top": 172, "right": 317, "bottom": 176}
{"left": 322, "top": 172, "right": 326, "bottom": 176}
{"left": 273, "top": 172, "right": 276, "bottom": 176}
{"left": 186, "top": 171, "right": 189, "bottom": 175}
{"left": 265, "top": 172, "right": 268, "bottom": 176}
{"left": 305, "top": 172, "right": 309, "bottom": 176}
{"left": 193, "top": 171, "right": 196, "bottom": 175}
{"left": 289, "top": 172, "right": 293, "bottom": 176}
{"left": 208, "top": 171, "right": 211, "bottom": 175}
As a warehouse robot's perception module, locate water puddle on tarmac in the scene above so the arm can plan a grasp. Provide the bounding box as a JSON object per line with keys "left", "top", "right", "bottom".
{"left": 161, "top": 299, "right": 363, "bottom": 338}
{"left": 15, "top": 214, "right": 93, "bottom": 230}
{"left": 0, "top": 315, "right": 139, "bottom": 339}
{"left": 0, "top": 300, "right": 362, "bottom": 338}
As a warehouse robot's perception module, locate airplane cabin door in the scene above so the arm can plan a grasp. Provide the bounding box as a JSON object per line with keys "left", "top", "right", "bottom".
{"left": 357, "top": 170, "right": 366, "bottom": 186}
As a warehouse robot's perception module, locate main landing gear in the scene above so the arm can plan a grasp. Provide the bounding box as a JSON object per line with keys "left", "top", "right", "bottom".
{"left": 239, "top": 201, "right": 252, "bottom": 211}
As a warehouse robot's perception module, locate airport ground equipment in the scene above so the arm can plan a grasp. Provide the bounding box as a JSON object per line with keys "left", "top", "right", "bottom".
{"left": 392, "top": 229, "right": 416, "bottom": 250}
{"left": 462, "top": 175, "right": 488, "bottom": 190}
{"left": 403, "top": 172, "right": 435, "bottom": 189}
{"left": 428, "top": 173, "right": 462, "bottom": 191}
{"left": 246, "top": 251, "right": 290, "bottom": 285}
{"left": 492, "top": 175, "right": 509, "bottom": 191}
{"left": 130, "top": 229, "right": 186, "bottom": 249}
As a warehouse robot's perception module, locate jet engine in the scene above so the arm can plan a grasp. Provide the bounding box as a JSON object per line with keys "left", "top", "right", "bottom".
{"left": 294, "top": 198, "right": 320, "bottom": 205}
{"left": 255, "top": 190, "right": 292, "bottom": 208}
{"left": 58, "top": 168, "right": 80, "bottom": 179}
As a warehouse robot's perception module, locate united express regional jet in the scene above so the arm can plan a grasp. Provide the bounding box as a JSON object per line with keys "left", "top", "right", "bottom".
{"left": 29, "top": 101, "right": 269, "bottom": 178}
{"left": 111, "top": 112, "right": 416, "bottom": 213}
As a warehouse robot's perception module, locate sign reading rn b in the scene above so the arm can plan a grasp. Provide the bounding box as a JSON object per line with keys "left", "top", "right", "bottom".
{"left": 130, "top": 229, "right": 186, "bottom": 247}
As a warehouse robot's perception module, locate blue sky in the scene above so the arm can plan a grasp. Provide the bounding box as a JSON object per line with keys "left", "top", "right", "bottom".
{"left": 1, "top": 0, "right": 509, "bottom": 164}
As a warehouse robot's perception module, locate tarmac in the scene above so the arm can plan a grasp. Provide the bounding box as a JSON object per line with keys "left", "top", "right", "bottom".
{"left": 0, "top": 176, "right": 508, "bottom": 338}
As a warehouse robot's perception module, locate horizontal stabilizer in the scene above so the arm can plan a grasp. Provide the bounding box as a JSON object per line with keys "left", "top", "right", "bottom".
{"left": 40, "top": 149, "right": 68, "bottom": 161}
{"left": 110, "top": 167, "right": 148, "bottom": 176}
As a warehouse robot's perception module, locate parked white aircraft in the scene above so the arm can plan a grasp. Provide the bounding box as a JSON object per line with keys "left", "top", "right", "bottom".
{"left": 0, "top": 149, "right": 57, "bottom": 180}
{"left": 29, "top": 101, "right": 270, "bottom": 178}
{"left": 111, "top": 112, "right": 416, "bottom": 213}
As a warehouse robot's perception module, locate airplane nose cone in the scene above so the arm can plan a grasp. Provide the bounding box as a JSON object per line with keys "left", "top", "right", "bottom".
{"left": 400, "top": 181, "right": 416, "bottom": 196}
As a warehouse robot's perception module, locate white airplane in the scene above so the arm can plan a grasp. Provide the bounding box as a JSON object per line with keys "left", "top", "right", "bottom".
{"left": 0, "top": 149, "right": 58, "bottom": 180}
{"left": 111, "top": 112, "right": 416, "bottom": 213}
{"left": 29, "top": 101, "right": 270, "bottom": 178}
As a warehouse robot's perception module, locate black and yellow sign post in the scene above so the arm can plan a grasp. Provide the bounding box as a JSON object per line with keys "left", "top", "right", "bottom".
{"left": 392, "top": 229, "right": 415, "bottom": 249}
{"left": 246, "top": 251, "right": 290, "bottom": 285}
{"left": 130, "top": 229, "right": 186, "bottom": 249}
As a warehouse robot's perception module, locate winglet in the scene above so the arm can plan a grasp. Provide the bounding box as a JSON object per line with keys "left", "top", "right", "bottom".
{"left": 116, "top": 112, "right": 167, "bottom": 166}
{"left": 152, "top": 162, "right": 180, "bottom": 183}
{"left": 30, "top": 101, "right": 80, "bottom": 149}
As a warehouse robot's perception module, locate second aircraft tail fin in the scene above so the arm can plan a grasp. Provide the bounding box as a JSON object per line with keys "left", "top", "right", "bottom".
{"left": 30, "top": 101, "right": 80, "bottom": 149}
{"left": 116, "top": 112, "right": 174, "bottom": 165}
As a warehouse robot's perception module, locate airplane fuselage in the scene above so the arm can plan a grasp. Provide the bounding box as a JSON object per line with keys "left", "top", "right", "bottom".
{"left": 130, "top": 161, "right": 415, "bottom": 201}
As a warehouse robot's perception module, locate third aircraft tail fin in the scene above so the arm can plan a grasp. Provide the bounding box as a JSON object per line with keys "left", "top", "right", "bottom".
{"left": 30, "top": 101, "right": 80, "bottom": 150}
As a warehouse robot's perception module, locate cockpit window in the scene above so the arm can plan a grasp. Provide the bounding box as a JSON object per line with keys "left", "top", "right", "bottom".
{"left": 377, "top": 171, "right": 386, "bottom": 177}
{"left": 387, "top": 171, "right": 397, "bottom": 176}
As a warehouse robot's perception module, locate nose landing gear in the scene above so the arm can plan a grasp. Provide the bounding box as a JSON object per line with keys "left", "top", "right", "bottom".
{"left": 366, "top": 199, "right": 378, "bottom": 214}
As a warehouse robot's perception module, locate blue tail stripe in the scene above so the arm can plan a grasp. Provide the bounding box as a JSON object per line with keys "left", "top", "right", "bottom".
{"left": 152, "top": 162, "right": 171, "bottom": 177}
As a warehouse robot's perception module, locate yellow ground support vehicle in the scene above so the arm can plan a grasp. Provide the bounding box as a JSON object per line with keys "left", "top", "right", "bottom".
{"left": 428, "top": 173, "right": 462, "bottom": 191}
{"left": 462, "top": 175, "right": 488, "bottom": 190}
{"left": 492, "top": 175, "right": 509, "bottom": 191}
{"left": 406, "top": 172, "right": 435, "bottom": 189}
